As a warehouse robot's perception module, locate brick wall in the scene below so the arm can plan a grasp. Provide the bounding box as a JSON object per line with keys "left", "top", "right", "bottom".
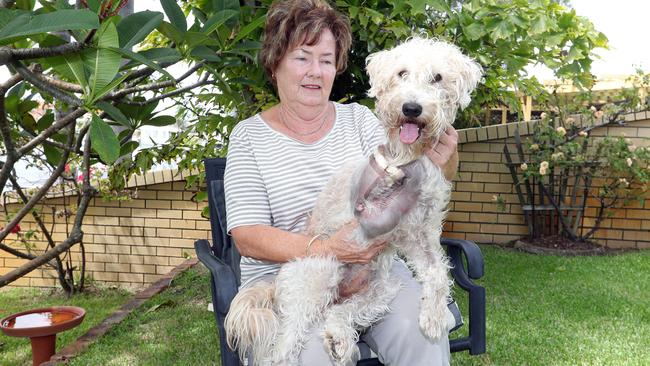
{"left": 444, "top": 113, "right": 650, "bottom": 249}
{"left": 2, "top": 114, "right": 649, "bottom": 288}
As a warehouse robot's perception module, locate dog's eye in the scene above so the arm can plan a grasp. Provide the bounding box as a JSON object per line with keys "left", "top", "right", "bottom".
{"left": 398, "top": 70, "right": 408, "bottom": 78}
{"left": 431, "top": 74, "right": 442, "bottom": 83}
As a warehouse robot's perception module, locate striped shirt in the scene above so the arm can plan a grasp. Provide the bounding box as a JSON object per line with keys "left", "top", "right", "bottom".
{"left": 224, "top": 102, "right": 385, "bottom": 288}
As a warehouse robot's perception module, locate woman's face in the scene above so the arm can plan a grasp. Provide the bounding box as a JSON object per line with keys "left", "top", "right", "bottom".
{"left": 274, "top": 29, "right": 337, "bottom": 110}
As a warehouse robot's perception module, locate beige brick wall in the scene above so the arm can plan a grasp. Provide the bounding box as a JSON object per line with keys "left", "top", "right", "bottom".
{"left": 445, "top": 115, "right": 650, "bottom": 249}
{"left": 2, "top": 114, "right": 649, "bottom": 288}
{"left": 1, "top": 181, "right": 209, "bottom": 289}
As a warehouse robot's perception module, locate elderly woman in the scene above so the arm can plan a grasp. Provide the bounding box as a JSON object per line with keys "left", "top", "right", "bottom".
{"left": 224, "top": 0, "right": 458, "bottom": 364}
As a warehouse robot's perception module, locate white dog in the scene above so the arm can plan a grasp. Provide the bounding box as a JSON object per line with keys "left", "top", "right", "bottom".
{"left": 225, "top": 37, "right": 483, "bottom": 366}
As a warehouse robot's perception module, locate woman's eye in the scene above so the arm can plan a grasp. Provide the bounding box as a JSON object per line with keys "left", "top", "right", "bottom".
{"left": 398, "top": 70, "right": 408, "bottom": 78}
{"left": 431, "top": 73, "right": 443, "bottom": 83}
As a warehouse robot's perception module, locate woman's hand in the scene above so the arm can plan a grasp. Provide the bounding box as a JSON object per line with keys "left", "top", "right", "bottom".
{"left": 425, "top": 127, "right": 459, "bottom": 180}
{"left": 317, "top": 220, "right": 388, "bottom": 264}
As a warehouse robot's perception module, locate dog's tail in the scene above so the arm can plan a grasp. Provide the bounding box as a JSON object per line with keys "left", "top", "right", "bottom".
{"left": 225, "top": 281, "right": 278, "bottom": 365}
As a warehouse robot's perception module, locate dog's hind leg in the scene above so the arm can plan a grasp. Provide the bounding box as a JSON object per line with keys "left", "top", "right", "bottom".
{"left": 321, "top": 254, "right": 400, "bottom": 365}
{"left": 398, "top": 237, "right": 453, "bottom": 341}
{"left": 272, "top": 256, "right": 344, "bottom": 365}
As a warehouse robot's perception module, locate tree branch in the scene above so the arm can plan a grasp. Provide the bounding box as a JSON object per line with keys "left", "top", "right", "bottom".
{"left": 121, "top": 77, "right": 212, "bottom": 106}
{"left": 18, "top": 108, "right": 86, "bottom": 156}
{"left": 9, "top": 60, "right": 83, "bottom": 107}
{"left": 0, "top": 123, "right": 75, "bottom": 243}
{"left": 6, "top": 173, "right": 70, "bottom": 289}
{"left": 33, "top": 72, "right": 84, "bottom": 93}
{"left": 0, "top": 92, "right": 19, "bottom": 194}
{"left": 3, "top": 42, "right": 86, "bottom": 61}
{"left": 109, "top": 62, "right": 206, "bottom": 101}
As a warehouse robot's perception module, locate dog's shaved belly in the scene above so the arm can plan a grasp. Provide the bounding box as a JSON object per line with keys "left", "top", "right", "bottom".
{"left": 354, "top": 158, "right": 426, "bottom": 239}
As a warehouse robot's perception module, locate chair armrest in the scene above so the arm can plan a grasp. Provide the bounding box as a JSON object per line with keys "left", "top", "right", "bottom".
{"left": 441, "top": 238, "right": 484, "bottom": 279}
{"left": 194, "top": 239, "right": 239, "bottom": 314}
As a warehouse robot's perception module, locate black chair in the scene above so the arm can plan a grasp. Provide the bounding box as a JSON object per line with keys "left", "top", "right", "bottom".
{"left": 194, "top": 157, "right": 486, "bottom": 366}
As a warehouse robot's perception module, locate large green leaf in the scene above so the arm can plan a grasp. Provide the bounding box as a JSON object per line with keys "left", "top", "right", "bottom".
{"left": 91, "top": 71, "right": 132, "bottom": 103}
{"left": 230, "top": 14, "right": 265, "bottom": 45}
{"left": 210, "top": 0, "right": 239, "bottom": 13}
{"left": 109, "top": 47, "right": 173, "bottom": 80}
{"left": 0, "top": 9, "right": 99, "bottom": 44}
{"left": 201, "top": 9, "right": 238, "bottom": 35}
{"left": 64, "top": 52, "right": 89, "bottom": 95}
{"left": 117, "top": 11, "right": 164, "bottom": 49}
{"left": 161, "top": 0, "right": 187, "bottom": 33}
{"left": 190, "top": 46, "right": 221, "bottom": 62}
{"left": 86, "top": 21, "right": 121, "bottom": 103}
{"left": 143, "top": 115, "right": 176, "bottom": 127}
{"left": 89, "top": 114, "right": 120, "bottom": 164}
{"left": 96, "top": 101, "right": 132, "bottom": 128}
{"left": 157, "top": 21, "right": 184, "bottom": 45}
{"left": 121, "top": 47, "right": 182, "bottom": 70}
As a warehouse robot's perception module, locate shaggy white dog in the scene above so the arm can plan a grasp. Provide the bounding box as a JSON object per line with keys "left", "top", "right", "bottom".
{"left": 225, "top": 37, "right": 483, "bottom": 366}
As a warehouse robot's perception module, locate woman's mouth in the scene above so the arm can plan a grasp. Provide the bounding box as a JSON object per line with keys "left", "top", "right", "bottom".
{"left": 302, "top": 84, "right": 321, "bottom": 90}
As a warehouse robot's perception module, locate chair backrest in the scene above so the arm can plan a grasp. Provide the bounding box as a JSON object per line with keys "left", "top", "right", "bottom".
{"left": 204, "top": 157, "right": 241, "bottom": 284}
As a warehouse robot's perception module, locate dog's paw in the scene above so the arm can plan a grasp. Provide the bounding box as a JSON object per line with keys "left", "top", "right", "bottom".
{"left": 323, "top": 330, "right": 357, "bottom": 365}
{"left": 419, "top": 301, "right": 450, "bottom": 340}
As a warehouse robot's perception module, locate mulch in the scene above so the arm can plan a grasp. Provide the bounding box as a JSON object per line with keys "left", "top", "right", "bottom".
{"left": 513, "top": 235, "right": 609, "bottom": 256}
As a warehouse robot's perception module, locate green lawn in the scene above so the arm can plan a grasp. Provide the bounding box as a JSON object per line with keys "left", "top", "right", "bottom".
{"left": 0, "top": 284, "right": 131, "bottom": 366}
{"left": 4, "top": 246, "right": 650, "bottom": 365}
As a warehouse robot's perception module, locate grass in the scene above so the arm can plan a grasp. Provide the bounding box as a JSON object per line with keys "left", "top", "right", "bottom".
{"left": 0, "top": 283, "right": 131, "bottom": 366}
{"left": 4, "top": 246, "right": 650, "bottom": 365}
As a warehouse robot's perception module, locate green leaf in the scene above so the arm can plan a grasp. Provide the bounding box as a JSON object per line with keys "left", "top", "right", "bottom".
{"left": 185, "top": 31, "right": 218, "bottom": 49}
{"left": 117, "top": 11, "right": 164, "bottom": 49}
{"left": 143, "top": 115, "right": 176, "bottom": 127}
{"left": 121, "top": 48, "right": 182, "bottom": 69}
{"left": 190, "top": 45, "right": 221, "bottom": 62}
{"left": 64, "top": 52, "right": 89, "bottom": 95}
{"left": 230, "top": 14, "right": 265, "bottom": 45}
{"left": 89, "top": 114, "right": 120, "bottom": 164}
{"left": 463, "top": 23, "right": 486, "bottom": 41}
{"left": 490, "top": 20, "right": 513, "bottom": 41}
{"left": 120, "top": 141, "right": 139, "bottom": 156}
{"left": 0, "top": 9, "right": 99, "bottom": 44}
{"left": 161, "top": 0, "right": 187, "bottom": 33}
{"left": 201, "top": 9, "right": 238, "bottom": 35}
{"left": 531, "top": 15, "right": 548, "bottom": 35}
{"left": 210, "top": 0, "right": 239, "bottom": 13}
{"left": 43, "top": 144, "right": 63, "bottom": 166}
{"left": 36, "top": 112, "right": 54, "bottom": 132}
{"left": 109, "top": 47, "right": 173, "bottom": 80}
{"left": 91, "top": 71, "right": 131, "bottom": 103}
{"left": 96, "top": 101, "right": 132, "bottom": 128}
{"left": 86, "top": 21, "right": 121, "bottom": 102}
{"left": 157, "top": 21, "right": 184, "bottom": 45}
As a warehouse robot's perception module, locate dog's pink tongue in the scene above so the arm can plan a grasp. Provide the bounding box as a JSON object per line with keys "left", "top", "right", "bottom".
{"left": 400, "top": 123, "right": 420, "bottom": 144}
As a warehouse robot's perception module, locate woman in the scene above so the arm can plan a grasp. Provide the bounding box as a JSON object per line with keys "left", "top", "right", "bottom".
{"left": 224, "top": 0, "right": 458, "bottom": 364}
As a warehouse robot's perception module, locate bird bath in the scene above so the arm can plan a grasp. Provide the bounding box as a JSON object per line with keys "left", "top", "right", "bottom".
{"left": 0, "top": 306, "right": 85, "bottom": 366}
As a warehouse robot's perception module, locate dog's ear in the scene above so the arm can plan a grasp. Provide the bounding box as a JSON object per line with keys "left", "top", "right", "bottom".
{"left": 449, "top": 51, "right": 483, "bottom": 109}
{"left": 365, "top": 49, "right": 392, "bottom": 98}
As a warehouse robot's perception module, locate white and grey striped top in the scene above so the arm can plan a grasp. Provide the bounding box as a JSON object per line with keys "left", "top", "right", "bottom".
{"left": 224, "top": 102, "right": 385, "bottom": 288}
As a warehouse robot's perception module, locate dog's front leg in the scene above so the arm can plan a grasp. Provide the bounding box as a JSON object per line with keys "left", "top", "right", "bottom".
{"left": 272, "top": 256, "right": 343, "bottom": 365}
{"left": 398, "top": 240, "right": 452, "bottom": 341}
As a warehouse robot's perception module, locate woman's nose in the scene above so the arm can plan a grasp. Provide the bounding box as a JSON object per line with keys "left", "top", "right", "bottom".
{"left": 307, "top": 60, "right": 322, "bottom": 77}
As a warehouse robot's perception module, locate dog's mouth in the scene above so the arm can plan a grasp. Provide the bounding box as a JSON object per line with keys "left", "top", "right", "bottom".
{"left": 399, "top": 120, "right": 425, "bottom": 145}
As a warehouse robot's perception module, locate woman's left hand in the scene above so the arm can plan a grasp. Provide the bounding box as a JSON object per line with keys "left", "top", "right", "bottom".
{"left": 425, "top": 127, "right": 459, "bottom": 181}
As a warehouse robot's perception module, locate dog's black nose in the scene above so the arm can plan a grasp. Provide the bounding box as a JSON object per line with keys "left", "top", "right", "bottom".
{"left": 402, "top": 102, "right": 422, "bottom": 118}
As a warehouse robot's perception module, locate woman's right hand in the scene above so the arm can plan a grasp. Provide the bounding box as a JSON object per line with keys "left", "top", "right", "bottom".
{"left": 322, "top": 220, "right": 389, "bottom": 264}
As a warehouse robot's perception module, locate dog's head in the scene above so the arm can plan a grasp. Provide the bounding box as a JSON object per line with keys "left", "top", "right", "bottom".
{"left": 366, "top": 37, "right": 482, "bottom": 160}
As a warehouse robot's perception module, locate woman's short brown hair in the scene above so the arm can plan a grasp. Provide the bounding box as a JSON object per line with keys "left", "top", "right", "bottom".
{"left": 259, "top": 0, "right": 352, "bottom": 83}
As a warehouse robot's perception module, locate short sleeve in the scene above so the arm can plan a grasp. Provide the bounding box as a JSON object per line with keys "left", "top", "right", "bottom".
{"left": 353, "top": 103, "right": 385, "bottom": 157}
{"left": 224, "top": 124, "right": 272, "bottom": 234}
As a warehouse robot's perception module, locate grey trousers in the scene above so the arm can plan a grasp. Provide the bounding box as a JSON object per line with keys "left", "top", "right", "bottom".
{"left": 244, "top": 260, "right": 451, "bottom": 366}
{"left": 299, "top": 260, "right": 451, "bottom": 366}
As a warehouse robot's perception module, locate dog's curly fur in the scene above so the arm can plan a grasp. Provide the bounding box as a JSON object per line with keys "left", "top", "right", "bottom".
{"left": 225, "top": 37, "right": 482, "bottom": 366}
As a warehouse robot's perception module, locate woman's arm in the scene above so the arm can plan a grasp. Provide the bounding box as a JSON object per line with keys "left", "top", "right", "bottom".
{"left": 231, "top": 221, "right": 387, "bottom": 264}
